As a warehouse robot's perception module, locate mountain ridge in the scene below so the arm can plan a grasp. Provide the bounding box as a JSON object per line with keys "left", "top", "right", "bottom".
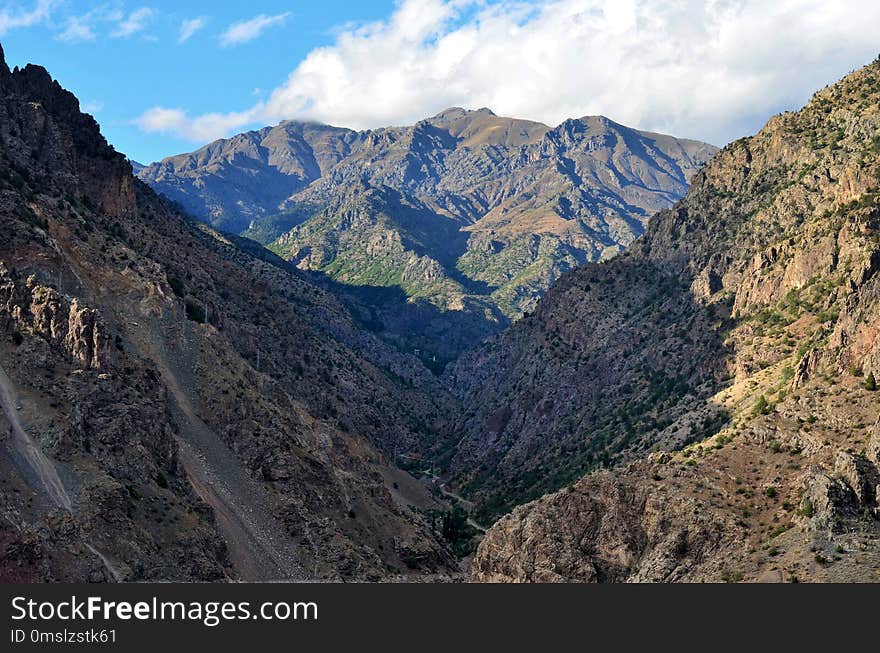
{"left": 466, "top": 55, "right": 880, "bottom": 582}
{"left": 139, "top": 108, "right": 716, "bottom": 359}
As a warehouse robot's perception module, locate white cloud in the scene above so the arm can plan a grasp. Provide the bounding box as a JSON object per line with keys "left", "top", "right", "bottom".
{"left": 57, "top": 14, "right": 96, "bottom": 43}
{"left": 134, "top": 106, "right": 263, "bottom": 143}
{"left": 0, "top": 0, "right": 53, "bottom": 36}
{"left": 219, "top": 12, "right": 290, "bottom": 47}
{"left": 111, "top": 6, "right": 154, "bottom": 38}
{"left": 81, "top": 100, "right": 104, "bottom": 113}
{"left": 178, "top": 16, "right": 206, "bottom": 44}
{"left": 136, "top": 0, "right": 880, "bottom": 147}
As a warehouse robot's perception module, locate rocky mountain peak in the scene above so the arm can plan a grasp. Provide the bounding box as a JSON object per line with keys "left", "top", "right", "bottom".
{"left": 573, "top": 114, "right": 614, "bottom": 128}
{"left": 0, "top": 43, "right": 9, "bottom": 78}
{"left": 427, "top": 106, "right": 499, "bottom": 123}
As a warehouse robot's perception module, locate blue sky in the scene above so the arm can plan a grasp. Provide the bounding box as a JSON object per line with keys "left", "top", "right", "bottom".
{"left": 1, "top": 1, "right": 400, "bottom": 162}
{"left": 2, "top": 1, "right": 879, "bottom": 165}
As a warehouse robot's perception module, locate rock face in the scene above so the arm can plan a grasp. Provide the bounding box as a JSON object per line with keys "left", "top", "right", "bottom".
{"left": 139, "top": 109, "right": 715, "bottom": 359}
{"left": 0, "top": 44, "right": 457, "bottom": 582}
{"left": 469, "top": 56, "right": 880, "bottom": 581}
{"left": 473, "top": 465, "right": 746, "bottom": 583}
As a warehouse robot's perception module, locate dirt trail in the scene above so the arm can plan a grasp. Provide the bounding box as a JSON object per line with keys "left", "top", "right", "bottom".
{"left": 421, "top": 470, "right": 488, "bottom": 532}
{"left": 0, "top": 364, "right": 72, "bottom": 512}
{"left": 439, "top": 485, "right": 487, "bottom": 533}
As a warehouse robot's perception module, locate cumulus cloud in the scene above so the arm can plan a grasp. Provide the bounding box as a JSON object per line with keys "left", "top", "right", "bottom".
{"left": 134, "top": 106, "right": 263, "bottom": 143}
{"left": 178, "top": 16, "right": 206, "bottom": 44}
{"left": 135, "top": 0, "right": 880, "bottom": 146}
{"left": 219, "top": 12, "right": 290, "bottom": 47}
{"left": 0, "top": 0, "right": 53, "bottom": 36}
{"left": 56, "top": 13, "right": 95, "bottom": 43}
{"left": 110, "top": 6, "right": 154, "bottom": 38}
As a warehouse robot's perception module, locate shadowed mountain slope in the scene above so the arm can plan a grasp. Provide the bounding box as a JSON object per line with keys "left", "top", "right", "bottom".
{"left": 0, "top": 44, "right": 460, "bottom": 582}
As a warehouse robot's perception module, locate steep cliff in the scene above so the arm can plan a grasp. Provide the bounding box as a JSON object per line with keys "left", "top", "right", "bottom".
{"left": 0, "top": 44, "right": 458, "bottom": 582}
{"left": 466, "top": 56, "right": 880, "bottom": 581}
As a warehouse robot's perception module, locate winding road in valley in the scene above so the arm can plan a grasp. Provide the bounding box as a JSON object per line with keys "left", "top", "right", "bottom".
{"left": 421, "top": 469, "right": 488, "bottom": 532}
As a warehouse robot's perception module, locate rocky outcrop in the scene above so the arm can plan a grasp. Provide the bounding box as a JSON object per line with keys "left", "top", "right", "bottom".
{"left": 0, "top": 269, "right": 111, "bottom": 370}
{"left": 868, "top": 417, "right": 880, "bottom": 464}
{"left": 472, "top": 466, "right": 745, "bottom": 583}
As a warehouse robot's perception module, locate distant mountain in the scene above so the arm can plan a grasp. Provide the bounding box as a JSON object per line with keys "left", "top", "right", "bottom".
{"left": 138, "top": 110, "right": 716, "bottom": 359}
{"left": 463, "top": 56, "right": 880, "bottom": 582}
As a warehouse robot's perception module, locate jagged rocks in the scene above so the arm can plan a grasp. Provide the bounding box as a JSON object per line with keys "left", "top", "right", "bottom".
{"left": 796, "top": 467, "right": 860, "bottom": 532}
{"left": 1, "top": 270, "right": 110, "bottom": 370}
{"left": 834, "top": 452, "right": 877, "bottom": 506}
{"left": 794, "top": 348, "right": 822, "bottom": 388}
{"left": 692, "top": 266, "right": 723, "bottom": 299}
{"left": 868, "top": 417, "right": 880, "bottom": 465}
{"left": 63, "top": 299, "right": 109, "bottom": 369}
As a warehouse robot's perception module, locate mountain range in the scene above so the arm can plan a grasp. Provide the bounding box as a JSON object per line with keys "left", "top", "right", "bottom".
{"left": 2, "top": 40, "right": 879, "bottom": 584}
{"left": 138, "top": 109, "right": 716, "bottom": 360}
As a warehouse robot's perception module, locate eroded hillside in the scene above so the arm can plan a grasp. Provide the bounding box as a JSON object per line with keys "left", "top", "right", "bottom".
{"left": 465, "top": 57, "right": 880, "bottom": 581}
{"left": 0, "top": 45, "right": 459, "bottom": 582}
